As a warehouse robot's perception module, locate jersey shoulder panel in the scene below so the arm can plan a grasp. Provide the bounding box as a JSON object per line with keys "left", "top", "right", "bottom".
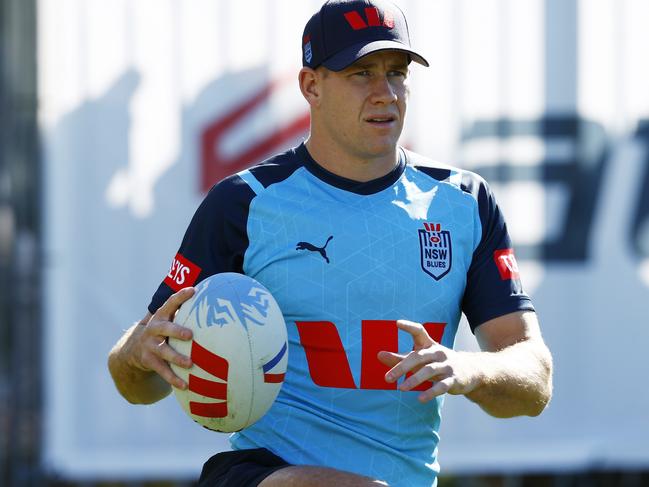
{"left": 459, "top": 170, "right": 496, "bottom": 234}
{"left": 403, "top": 148, "right": 457, "bottom": 184}
{"left": 244, "top": 146, "right": 306, "bottom": 191}
{"left": 404, "top": 148, "right": 494, "bottom": 199}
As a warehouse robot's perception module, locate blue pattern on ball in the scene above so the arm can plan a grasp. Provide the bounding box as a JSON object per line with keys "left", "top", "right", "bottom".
{"left": 188, "top": 273, "right": 272, "bottom": 330}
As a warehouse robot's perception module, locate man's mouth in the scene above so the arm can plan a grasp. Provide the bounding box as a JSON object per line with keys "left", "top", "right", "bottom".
{"left": 365, "top": 115, "right": 396, "bottom": 124}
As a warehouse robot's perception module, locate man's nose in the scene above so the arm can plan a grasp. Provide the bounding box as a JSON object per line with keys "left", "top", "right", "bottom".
{"left": 370, "top": 75, "right": 398, "bottom": 104}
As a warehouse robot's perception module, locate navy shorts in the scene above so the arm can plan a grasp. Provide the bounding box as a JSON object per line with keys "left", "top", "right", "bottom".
{"left": 197, "top": 448, "right": 291, "bottom": 487}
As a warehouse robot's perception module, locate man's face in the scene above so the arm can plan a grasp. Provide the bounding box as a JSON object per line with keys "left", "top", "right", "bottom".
{"left": 315, "top": 50, "right": 410, "bottom": 163}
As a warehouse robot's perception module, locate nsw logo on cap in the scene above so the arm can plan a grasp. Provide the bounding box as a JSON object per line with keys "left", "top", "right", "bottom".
{"left": 303, "top": 34, "right": 313, "bottom": 63}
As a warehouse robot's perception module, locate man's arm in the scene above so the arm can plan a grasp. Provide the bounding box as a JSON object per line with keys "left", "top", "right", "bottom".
{"left": 107, "top": 288, "right": 195, "bottom": 404}
{"left": 377, "top": 311, "right": 553, "bottom": 418}
{"left": 462, "top": 311, "right": 553, "bottom": 417}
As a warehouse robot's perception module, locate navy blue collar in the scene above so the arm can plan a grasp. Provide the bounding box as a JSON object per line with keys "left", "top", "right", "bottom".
{"left": 296, "top": 143, "right": 406, "bottom": 195}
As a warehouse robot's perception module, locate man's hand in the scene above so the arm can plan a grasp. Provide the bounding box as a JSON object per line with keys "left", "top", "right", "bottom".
{"left": 132, "top": 287, "right": 196, "bottom": 390}
{"left": 108, "top": 287, "right": 196, "bottom": 404}
{"left": 377, "top": 320, "right": 479, "bottom": 403}
{"left": 377, "top": 312, "right": 553, "bottom": 417}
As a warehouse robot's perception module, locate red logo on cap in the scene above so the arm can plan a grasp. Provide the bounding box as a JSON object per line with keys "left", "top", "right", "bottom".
{"left": 344, "top": 7, "right": 394, "bottom": 30}
{"left": 493, "top": 249, "right": 520, "bottom": 280}
{"left": 164, "top": 253, "right": 202, "bottom": 291}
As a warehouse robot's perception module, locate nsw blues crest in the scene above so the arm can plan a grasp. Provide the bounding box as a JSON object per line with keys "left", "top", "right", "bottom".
{"left": 418, "top": 222, "right": 452, "bottom": 280}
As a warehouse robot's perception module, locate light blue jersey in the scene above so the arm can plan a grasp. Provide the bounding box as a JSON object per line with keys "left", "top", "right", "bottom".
{"left": 150, "top": 144, "right": 534, "bottom": 486}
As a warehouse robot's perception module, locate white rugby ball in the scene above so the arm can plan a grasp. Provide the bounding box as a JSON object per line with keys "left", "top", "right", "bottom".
{"left": 169, "top": 272, "right": 288, "bottom": 432}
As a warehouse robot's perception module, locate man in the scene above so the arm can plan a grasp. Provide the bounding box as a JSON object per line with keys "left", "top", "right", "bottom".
{"left": 108, "top": 0, "right": 553, "bottom": 485}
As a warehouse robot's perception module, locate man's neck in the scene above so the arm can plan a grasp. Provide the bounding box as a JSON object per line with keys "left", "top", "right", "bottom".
{"left": 304, "top": 138, "right": 399, "bottom": 183}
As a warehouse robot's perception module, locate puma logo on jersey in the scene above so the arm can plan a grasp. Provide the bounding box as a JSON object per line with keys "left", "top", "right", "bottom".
{"left": 296, "top": 236, "right": 334, "bottom": 263}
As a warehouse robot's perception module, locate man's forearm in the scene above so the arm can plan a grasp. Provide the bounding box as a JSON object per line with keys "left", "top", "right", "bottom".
{"left": 462, "top": 338, "right": 553, "bottom": 418}
{"left": 108, "top": 323, "right": 172, "bottom": 404}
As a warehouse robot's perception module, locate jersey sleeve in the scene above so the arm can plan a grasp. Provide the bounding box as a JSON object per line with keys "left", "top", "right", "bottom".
{"left": 147, "top": 175, "right": 255, "bottom": 314}
{"left": 461, "top": 173, "right": 535, "bottom": 332}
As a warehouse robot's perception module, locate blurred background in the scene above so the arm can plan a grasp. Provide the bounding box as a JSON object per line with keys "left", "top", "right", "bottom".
{"left": 1, "top": 0, "right": 648, "bottom": 485}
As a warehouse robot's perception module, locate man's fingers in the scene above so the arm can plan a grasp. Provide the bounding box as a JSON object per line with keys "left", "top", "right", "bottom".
{"left": 154, "top": 287, "right": 195, "bottom": 321}
{"left": 157, "top": 340, "right": 192, "bottom": 369}
{"left": 147, "top": 356, "right": 188, "bottom": 390}
{"left": 417, "top": 377, "right": 454, "bottom": 403}
{"left": 378, "top": 351, "right": 408, "bottom": 383}
{"left": 396, "top": 320, "right": 434, "bottom": 349}
{"left": 383, "top": 350, "right": 426, "bottom": 383}
{"left": 399, "top": 362, "right": 450, "bottom": 391}
{"left": 141, "top": 340, "right": 192, "bottom": 389}
{"left": 146, "top": 319, "right": 193, "bottom": 342}
{"left": 136, "top": 290, "right": 195, "bottom": 389}
{"left": 382, "top": 347, "right": 449, "bottom": 383}
{"left": 377, "top": 350, "right": 404, "bottom": 368}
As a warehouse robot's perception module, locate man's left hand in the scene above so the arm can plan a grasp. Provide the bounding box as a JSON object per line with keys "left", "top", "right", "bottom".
{"left": 377, "top": 320, "right": 479, "bottom": 403}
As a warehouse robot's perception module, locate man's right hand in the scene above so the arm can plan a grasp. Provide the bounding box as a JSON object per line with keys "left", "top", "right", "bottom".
{"left": 108, "top": 287, "right": 196, "bottom": 404}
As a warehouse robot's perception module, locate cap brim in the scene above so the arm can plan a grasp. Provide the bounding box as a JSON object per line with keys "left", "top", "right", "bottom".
{"left": 322, "top": 40, "right": 429, "bottom": 71}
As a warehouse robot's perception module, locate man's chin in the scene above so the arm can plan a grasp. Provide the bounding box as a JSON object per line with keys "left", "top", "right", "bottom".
{"left": 362, "top": 140, "right": 401, "bottom": 159}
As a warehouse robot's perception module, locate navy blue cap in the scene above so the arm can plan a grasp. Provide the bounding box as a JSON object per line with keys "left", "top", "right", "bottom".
{"left": 302, "top": 0, "right": 429, "bottom": 71}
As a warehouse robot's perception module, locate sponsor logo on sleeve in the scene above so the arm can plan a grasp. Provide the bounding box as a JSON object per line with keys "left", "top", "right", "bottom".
{"left": 493, "top": 248, "right": 520, "bottom": 280}
{"left": 164, "top": 253, "right": 202, "bottom": 291}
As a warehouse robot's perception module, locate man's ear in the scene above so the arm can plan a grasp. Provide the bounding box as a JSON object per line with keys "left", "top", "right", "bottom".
{"left": 299, "top": 67, "right": 322, "bottom": 107}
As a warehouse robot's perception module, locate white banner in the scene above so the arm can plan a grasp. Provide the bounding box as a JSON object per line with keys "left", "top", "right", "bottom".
{"left": 39, "top": 0, "right": 649, "bottom": 479}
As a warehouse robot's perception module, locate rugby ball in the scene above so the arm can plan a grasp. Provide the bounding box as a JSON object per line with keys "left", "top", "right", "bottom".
{"left": 169, "top": 272, "right": 288, "bottom": 432}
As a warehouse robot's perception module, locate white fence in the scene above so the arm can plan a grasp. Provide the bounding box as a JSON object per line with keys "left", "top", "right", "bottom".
{"left": 39, "top": 0, "right": 649, "bottom": 479}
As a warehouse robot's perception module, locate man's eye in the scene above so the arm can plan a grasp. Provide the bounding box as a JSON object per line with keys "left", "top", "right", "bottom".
{"left": 389, "top": 70, "right": 408, "bottom": 77}
{"left": 354, "top": 70, "right": 372, "bottom": 77}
